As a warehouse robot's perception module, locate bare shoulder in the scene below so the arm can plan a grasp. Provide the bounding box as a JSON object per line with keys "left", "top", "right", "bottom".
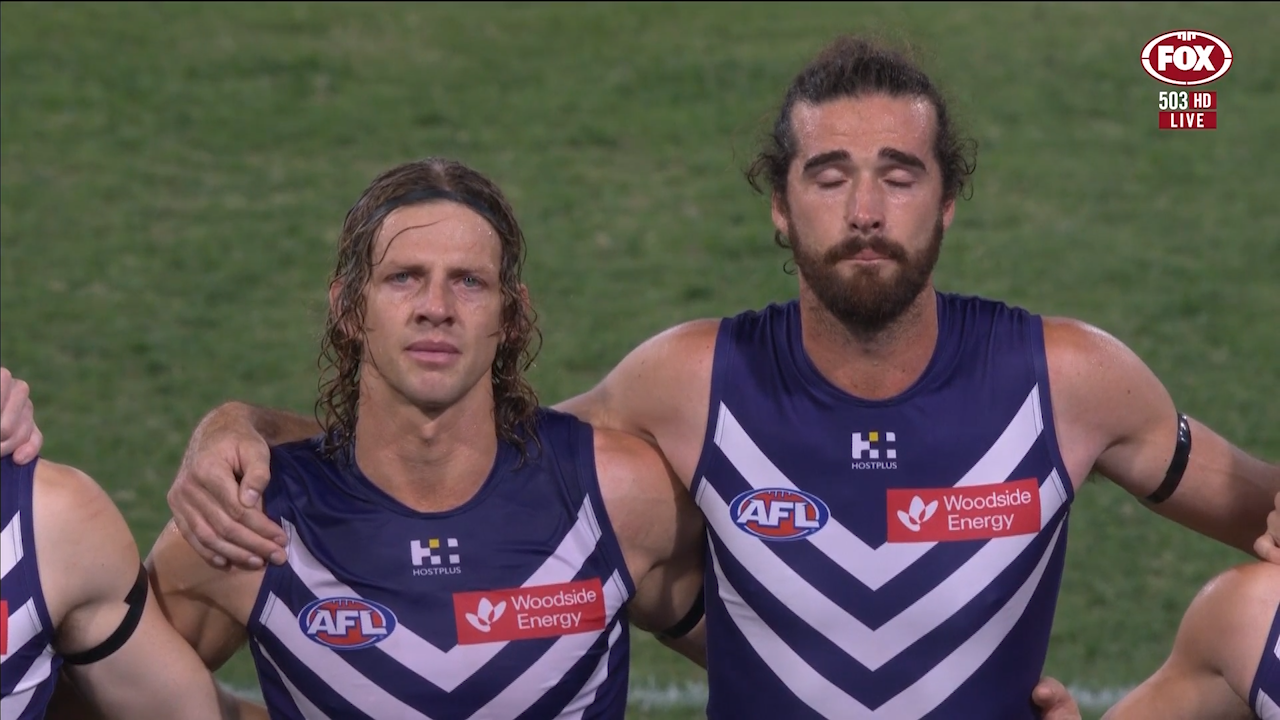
{"left": 644, "top": 318, "right": 721, "bottom": 356}
{"left": 1189, "top": 562, "right": 1280, "bottom": 627}
{"left": 558, "top": 318, "right": 721, "bottom": 472}
{"left": 1042, "top": 316, "right": 1142, "bottom": 373}
{"left": 31, "top": 459, "right": 141, "bottom": 624}
{"left": 602, "top": 318, "right": 720, "bottom": 392}
{"left": 1182, "top": 562, "right": 1280, "bottom": 682}
{"left": 1041, "top": 316, "right": 1174, "bottom": 454}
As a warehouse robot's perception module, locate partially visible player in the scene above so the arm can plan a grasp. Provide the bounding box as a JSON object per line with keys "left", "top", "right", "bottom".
{"left": 1102, "top": 558, "right": 1280, "bottom": 719}
{"left": 1, "top": 447, "right": 265, "bottom": 719}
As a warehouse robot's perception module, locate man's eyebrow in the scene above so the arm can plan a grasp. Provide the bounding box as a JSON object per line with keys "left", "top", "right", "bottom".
{"left": 880, "top": 147, "right": 927, "bottom": 172}
{"left": 801, "top": 150, "right": 851, "bottom": 173}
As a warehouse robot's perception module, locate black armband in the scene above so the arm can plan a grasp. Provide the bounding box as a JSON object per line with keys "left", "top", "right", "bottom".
{"left": 655, "top": 585, "right": 705, "bottom": 641}
{"left": 1144, "top": 412, "right": 1192, "bottom": 505}
{"left": 63, "top": 563, "right": 149, "bottom": 666}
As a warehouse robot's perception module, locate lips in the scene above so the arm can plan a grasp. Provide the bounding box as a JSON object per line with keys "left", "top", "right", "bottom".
{"left": 407, "top": 340, "right": 459, "bottom": 354}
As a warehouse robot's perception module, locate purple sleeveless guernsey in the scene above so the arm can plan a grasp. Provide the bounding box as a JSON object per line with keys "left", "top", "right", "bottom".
{"left": 247, "top": 408, "right": 634, "bottom": 719}
{"left": 692, "top": 293, "right": 1075, "bottom": 719}
{"left": 1, "top": 455, "right": 61, "bottom": 720}
{"left": 1252, "top": 602, "right": 1280, "bottom": 719}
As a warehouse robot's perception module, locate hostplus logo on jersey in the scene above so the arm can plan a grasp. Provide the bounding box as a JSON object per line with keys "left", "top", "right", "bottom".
{"left": 410, "top": 537, "right": 462, "bottom": 576}
{"left": 852, "top": 431, "right": 898, "bottom": 470}
{"left": 298, "top": 597, "right": 398, "bottom": 650}
{"left": 452, "top": 578, "right": 607, "bottom": 645}
{"left": 730, "top": 488, "right": 830, "bottom": 541}
{"left": 886, "top": 478, "right": 1041, "bottom": 543}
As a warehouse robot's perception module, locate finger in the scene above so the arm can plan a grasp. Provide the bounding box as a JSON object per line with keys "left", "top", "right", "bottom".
{"left": 216, "top": 509, "right": 286, "bottom": 566}
{"left": 0, "top": 410, "right": 33, "bottom": 457}
{"left": 190, "top": 473, "right": 276, "bottom": 570}
{"left": 167, "top": 490, "right": 229, "bottom": 569}
{"left": 1257, "top": 535, "right": 1280, "bottom": 565}
{"left": 196, "top": 453, "right": 285, "bottom": 561}
{"left": 0, "top": 380, "right": 31, "bottom": 443}
{"left": 188, "top": 489, "right": 268, "bottom": 570}
{"left": 172, "top": 472, "right": 266, "bottom": 570}
{"left": 13, "top": 426, "right": 43, "bottom": 465}
{"left": 236, "top": 442, "right": 274, "bottom": 510}
{"left": 239, "top": 508, "right": 288, "bottom": 563}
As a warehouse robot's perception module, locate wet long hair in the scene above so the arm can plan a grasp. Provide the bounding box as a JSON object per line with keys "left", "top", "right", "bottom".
{"left": 315, "top": 157, "right": 542, "bottom": 461}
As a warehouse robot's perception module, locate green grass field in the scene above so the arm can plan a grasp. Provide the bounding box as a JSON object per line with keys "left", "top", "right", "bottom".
{"left": 2, "top": 3, "right": 1277, "bottom": 718}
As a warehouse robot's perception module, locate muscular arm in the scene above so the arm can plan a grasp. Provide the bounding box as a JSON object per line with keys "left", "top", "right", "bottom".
{"left": 1102, "top": 563, "right": 1279, "bottom": 719}
{"left": 145, "top": 518, "right": 262, "bottom": 669}
{"left": 33, "top": 460, "right": 264, "bottom": 720}
{"left": 594, "top": 428, "right": 708, "bottom": 668}
{"left": 1046, "top": 318, "right": 1279, "bottom": 557}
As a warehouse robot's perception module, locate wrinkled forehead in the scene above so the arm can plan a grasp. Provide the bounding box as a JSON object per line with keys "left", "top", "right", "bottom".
{"left": 373, "top": 201, "right": 501, "bottom": 267}
{"left": 789, "top": 94, "right": 937, "bottom": 166}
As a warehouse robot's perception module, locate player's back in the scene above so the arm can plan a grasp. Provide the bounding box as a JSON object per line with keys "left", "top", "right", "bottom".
{"left": 692, "top": 292, "right": 1074, "bottom": 719}
{"left": 247, "top": 408, "right": 634, "bottom": 720}
{"left": 1, "top": 455, "right": 62, "bottom": 720}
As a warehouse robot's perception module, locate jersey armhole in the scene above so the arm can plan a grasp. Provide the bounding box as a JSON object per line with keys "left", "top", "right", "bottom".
{"left": 564, "top": 419, "right": 639, "bottom": 602}
{"left": 687, "top": 318, "right": 733, "bottom": 501}
{"left": 1028, "top": 315, "right": 1076, "bottom": 506}
{"left": 20, "top": 459, "right": 64, "bottom": 650}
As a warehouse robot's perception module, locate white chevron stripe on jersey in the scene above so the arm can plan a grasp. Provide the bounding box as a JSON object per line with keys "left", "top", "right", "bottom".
{"left": 708, "top": 519, "right": 1064, "bottom": 718}
{"left": 555, "top": 621, "right": 624, "bottom": 720}
{"left": 279, "top": 494, "right": 610, "bottom": 693}
{"left": 2, "top": 599, "right": 43, "bottom": 662}
{"left": 712, "top": 385, "right": 1045, "bottom": 591}
{"left": 469, "top": 603, "right": 626, "bottom": 720}
{"left": 1274, "top": 631, "right": 1279, "bottom": 661}
{"left": 256, "top": 643, "right": 332, "bottom": 720}
{"left": 1258, "top": 690, "right": 1280, "bottom": 720}
{"left": 0, "top": 512, "right": 21, "bottom": 581}
{"left": 0, "top": 643, "right": 54, "bottom": 720}
{"left": 696, "top": 469, "right": 1067, "bottom": 670}
{"left": 262, "top": 592, "right": 434, "bottom": 720}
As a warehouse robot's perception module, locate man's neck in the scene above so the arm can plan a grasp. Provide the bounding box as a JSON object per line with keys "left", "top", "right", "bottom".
{"left": 799, "top": 285, "right": 940, "bottom": 401}
{"left": 352, "top": 385, "right": 500, "bottom": 513}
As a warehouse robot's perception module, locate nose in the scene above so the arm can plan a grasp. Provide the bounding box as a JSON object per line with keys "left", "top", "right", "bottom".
{"left": 414, "top": 277, "right": 456, "bottom": 326}
{"left": 847, "top": 175, "right": 885, "bottom": 234}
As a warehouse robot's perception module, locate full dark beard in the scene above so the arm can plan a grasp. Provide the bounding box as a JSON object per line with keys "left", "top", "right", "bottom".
{"left": 790, "top": 216, "right": 944, "bottom": 337}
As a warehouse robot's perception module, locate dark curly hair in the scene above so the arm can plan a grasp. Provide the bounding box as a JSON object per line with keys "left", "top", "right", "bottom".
{"left": 315, "top": 157, "right": 542, "bottom": 462}
{"left": 746, "top": 34, "right": 978, "bottom": 249}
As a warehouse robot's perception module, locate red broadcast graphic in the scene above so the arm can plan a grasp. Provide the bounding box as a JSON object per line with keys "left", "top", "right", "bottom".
{"left": 453, "top": 578, "right": 607, "bottom": 645}
{"left": 1142, "top": 30, "right": 1232, "bottom": 131}
{"left": 886, "top": 478, "right": 1041, "bottom": 544}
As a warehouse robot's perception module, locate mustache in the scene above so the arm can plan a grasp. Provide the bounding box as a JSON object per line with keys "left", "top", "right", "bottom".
{"left": 822, "top": 234, "right": 910, "bottom": 265}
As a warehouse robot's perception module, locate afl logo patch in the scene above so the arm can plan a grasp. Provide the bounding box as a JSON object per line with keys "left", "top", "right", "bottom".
{"left": 298, "top": 597, "right": 397, "bottom": 650}
{"left": 730, "top": 488, "right": 830, "bottom": 541}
